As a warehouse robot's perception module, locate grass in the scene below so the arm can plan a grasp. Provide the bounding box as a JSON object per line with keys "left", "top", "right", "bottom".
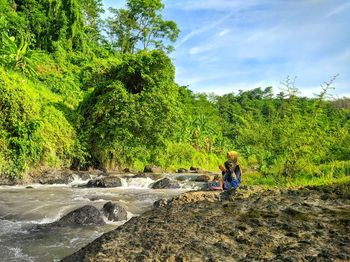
{"left": 243, "top": 169, "right": 350, "bottom": 189}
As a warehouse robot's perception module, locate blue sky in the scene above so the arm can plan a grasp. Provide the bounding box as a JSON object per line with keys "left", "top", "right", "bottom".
{"left": 102, "top": 0, "right": 350, "bottom": 97}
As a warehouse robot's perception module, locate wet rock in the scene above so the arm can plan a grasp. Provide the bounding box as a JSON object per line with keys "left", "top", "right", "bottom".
{"left": 133, "top": 172, "right": 164, "bottom": 181}
{"left": 86, "top": 176, "right": 122, "bottom": 188}
{"left": 62, "top": 182, "right": 350, "bottom": 262}
{"left": 86, "top": 179, "right": 104, "bottom": 187}
{"left": 194, "top": 174, "right": 212, "bottom": 182}
{"left": 151, "top": 178, "right": 180, "bottom": 189}
{"left": 25, "top": 186, "right": 34, "bottom": 189}
{"left": 75, "top": 172, "right": 93, "bottom": 181}
{"left": 174, "top": 175, "right": 198, "bottom": 181}
{"left": 174, "top": 175, "right": 187, "bottom": 181}
{"left": 38, "top": 169, "right": 74, "bottom": 184}
{"left": 153, "top": 198, "right": 169, "bottom": 208}
{"left": 144, "top": 165, "right": 162, "bottom": 173}
{"left": 102, "top": 202, "right": 128, "bottom": 221}
{"left": 56, "top": 205, "right": 105, "bottom": 226}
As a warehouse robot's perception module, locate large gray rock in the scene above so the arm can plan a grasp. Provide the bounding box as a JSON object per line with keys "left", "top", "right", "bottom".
{"left": 194, "top": 174, "right": 212, "bottom": 182}
{"left": 38, "top": 169, "right": 74, "bottom": 184}
{"left": 56, "top": 205, "right": 105, "bottom": 226}
{"left": 151, "top": 178, "right": 180, "bottom": 189}
{"left": 86, "top": 176, "right": 122, "bottom": 188}
{"left": 62, "top": 183, "right": 350, "bottom": 262}
{"left": 102, "top": 202, "right": 128, "bottom": 222}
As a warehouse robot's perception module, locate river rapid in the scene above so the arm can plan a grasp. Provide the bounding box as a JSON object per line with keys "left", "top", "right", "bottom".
{"left": 0, "top": 174, "right": 201, "bottom": 262}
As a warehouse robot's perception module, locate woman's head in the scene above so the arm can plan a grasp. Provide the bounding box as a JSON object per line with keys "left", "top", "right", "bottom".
{"left": 227, "top": 151, "right": 238, "bottom": 163}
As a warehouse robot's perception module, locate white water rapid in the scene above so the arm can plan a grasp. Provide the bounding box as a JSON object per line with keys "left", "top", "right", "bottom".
{"left": 0, "top": 174, "right": 205, "bottom": 261}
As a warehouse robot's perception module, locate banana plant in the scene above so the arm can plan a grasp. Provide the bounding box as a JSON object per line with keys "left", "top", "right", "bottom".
{"left": 0, "top": 32, "right": 39, "bottom": 76}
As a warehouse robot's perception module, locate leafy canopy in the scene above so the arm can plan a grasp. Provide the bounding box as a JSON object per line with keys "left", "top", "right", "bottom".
{"left": 107, "top": 0, "right": 180, "bottom": 53}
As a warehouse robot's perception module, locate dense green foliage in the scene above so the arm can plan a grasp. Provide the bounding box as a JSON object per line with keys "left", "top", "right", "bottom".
{"left": 107, "top": 0, "right": 179, "bottom": 53}
{"left": 0, "top": 0, "right": 349, "bottom": 184}
{"left": 0, "top": 67, "right": 79, "bottom": 178}
{"left": 217, "top": 86, "right": 350, "bottom": 179}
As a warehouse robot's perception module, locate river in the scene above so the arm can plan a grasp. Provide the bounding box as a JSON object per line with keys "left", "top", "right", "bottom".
{"left": 0, "top": 174, "right": 203, "bottom": 262}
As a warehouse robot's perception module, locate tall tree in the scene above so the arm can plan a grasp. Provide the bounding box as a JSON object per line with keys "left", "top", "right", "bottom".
{"left": 107, "top": 0, "right": 179, "bottom": 53}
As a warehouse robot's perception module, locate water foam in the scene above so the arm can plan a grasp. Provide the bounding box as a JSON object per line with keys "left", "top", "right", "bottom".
{"left": 6, "top": 247, "right": 34, "bottom": 262}
{"left": 68, "top": 174, "right": 90, "bottom": 187}
{"left": 0, "top": 219, "right": 29, "bottom": 237}
{"left": 25, "top": 206, "right": 72, "bottom": 224}
{"left": 120, "top": 177, "right": 155, "bottom": 189}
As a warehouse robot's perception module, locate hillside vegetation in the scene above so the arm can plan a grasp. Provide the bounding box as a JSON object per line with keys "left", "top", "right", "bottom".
{"left": 0, "top": 0, "right": 349, "bottom": 185}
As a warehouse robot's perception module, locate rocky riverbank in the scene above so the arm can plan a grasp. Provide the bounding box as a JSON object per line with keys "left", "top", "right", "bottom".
{"left": 0, "top": 167, "right": 212, "bottom": 186}
{"left": 62, "top": 182, "right": 350, "bottom": 261}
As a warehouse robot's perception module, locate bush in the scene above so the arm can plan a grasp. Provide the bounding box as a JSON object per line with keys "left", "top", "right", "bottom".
{"left": 0, "top": 67, "right": 80, "bottom": 178}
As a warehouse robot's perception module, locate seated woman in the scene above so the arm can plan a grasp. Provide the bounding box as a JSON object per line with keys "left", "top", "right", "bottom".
{"left": 222, "top": 151, "right": 242, "bottom": 190}
{"left": 210, "top": 151, "right": 242, "bottom": 190}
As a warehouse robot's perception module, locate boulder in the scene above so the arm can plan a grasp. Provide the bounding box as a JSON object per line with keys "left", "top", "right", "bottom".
{"left": 144, "top": 165, "right": 162, "bottom": 173}
{"left": 194, "top": 175, "right": 212, "bottom": 182}
{"left": 38, "top": 169, "right": 74, "bottom": 184}
{"left": 102, "top": 202, "right": 128, "bottom": 221}
{"left": 174, "top": 175, "right": 189, "bottom": 181}
{"left": 189, "top": 166, "right": 200, "bottom": 172}
{"left": 151, "top": 178, "right": 180, "bottom": 189}
{"left": 76, "top": 172, "right": 93, "bottom": 181}
{"left": 189, "top": 167, "right": 208, "bottom": 174}
{"left": 176, "top": 168, "right": 188, "bottom": 173}
{"left": 133, "top": 172, "right": 164, "bottom": 181}
{"left": 86, "top": 179, "right": 104, "bottom": 187}
{"left": 123, "top": 168, "right": 131, "bottom": 173}
{"left": 86, "top": 176, "right": 122, "bottom": 188}
{"left": 56, "top": 206, "right": 105, "bottom": 226}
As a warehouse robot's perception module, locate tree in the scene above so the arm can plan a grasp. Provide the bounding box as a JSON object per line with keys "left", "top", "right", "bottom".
{"left": 78, "top": 50, "right": 182, "bottom": 169}
{"left": 107, "top": 0, "right": 180, "bottom": 53}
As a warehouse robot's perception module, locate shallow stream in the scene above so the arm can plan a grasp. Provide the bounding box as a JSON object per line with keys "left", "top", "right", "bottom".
{"left": 0, "top": 174, "right": 202, "bottom": 261}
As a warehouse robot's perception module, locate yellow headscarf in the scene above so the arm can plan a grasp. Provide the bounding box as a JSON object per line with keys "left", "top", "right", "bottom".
{"left": 227, "top": 151, "right": 239, "bottom": 164}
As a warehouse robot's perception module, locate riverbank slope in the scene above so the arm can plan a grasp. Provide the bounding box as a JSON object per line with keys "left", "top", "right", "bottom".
{"left": 62, "top": 182, "right": 350, "bottom": 261}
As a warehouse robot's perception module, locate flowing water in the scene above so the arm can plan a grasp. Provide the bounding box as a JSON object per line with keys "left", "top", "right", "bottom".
{"left": 0, "top": 174, "right": 203, "bottom": 262}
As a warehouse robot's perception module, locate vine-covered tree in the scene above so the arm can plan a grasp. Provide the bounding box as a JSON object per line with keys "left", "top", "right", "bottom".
{"left": 107, "top": 0, "right": 180, "bottom": 53}
{"left": 1, "top": 0, "right": 105, "bottom": 52}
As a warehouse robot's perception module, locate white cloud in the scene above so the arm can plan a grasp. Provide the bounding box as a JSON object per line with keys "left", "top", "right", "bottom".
{"left": 218, "top": 29, "right": 230, "bottom": 37}
{"left": 325, "top": 2, "right": 350, "bottom": 17}
{"left": 175, "top": 12, "right": 234, "bottom": 48}
{"left": 189, "top": 43, "right": 216, "bottom": 55}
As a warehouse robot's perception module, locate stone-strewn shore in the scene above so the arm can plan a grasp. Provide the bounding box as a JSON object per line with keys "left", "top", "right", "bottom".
{"left": 0, "top": 167, "right": 211, "bottom": 186}
{"left": 62, "top": 183, "right": 350, "bottom": 261}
